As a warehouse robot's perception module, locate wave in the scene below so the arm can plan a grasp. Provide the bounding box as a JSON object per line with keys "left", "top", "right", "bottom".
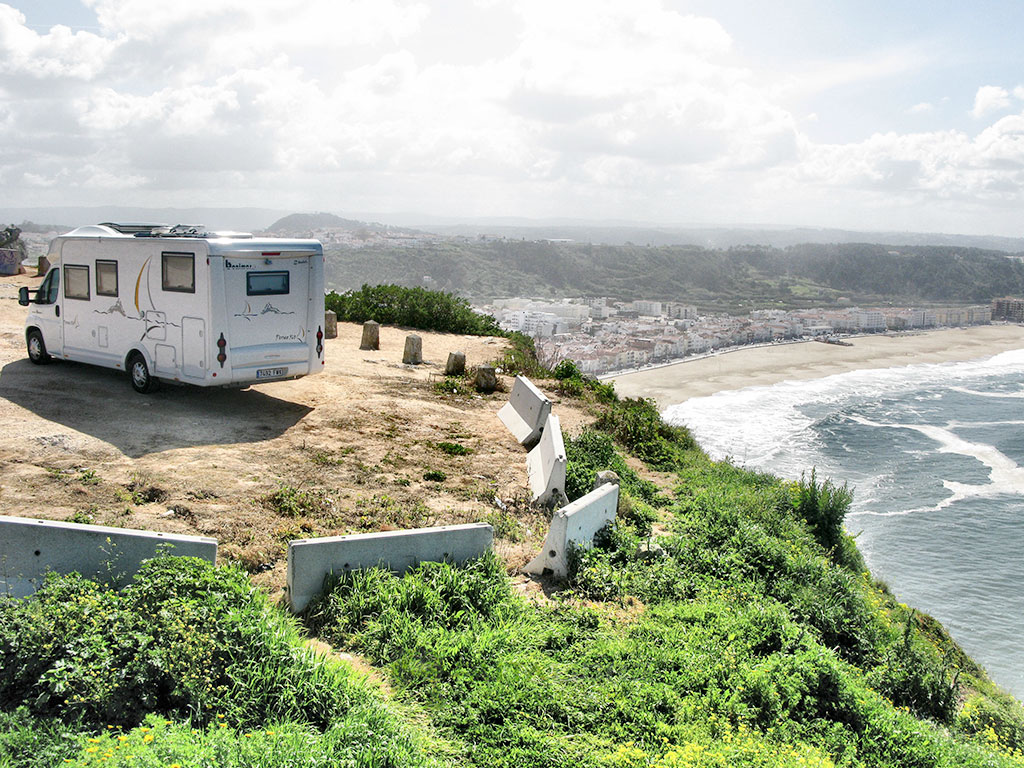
{"left": 664, "top": 351, "right": 1024, "bottom": 473}
{"left": 845, "top": 416, "right": 1024, "bottom": 516}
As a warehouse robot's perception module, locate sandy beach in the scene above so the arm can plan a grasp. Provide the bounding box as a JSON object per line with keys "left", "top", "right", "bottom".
{"left": 609, "top": 325, "right": 1024, "bottom": 407}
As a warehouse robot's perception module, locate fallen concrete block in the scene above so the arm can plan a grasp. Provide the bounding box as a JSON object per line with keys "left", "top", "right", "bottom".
{"left": 287, "top": 522, "right": 494, "bottom": 613}
{"left": 498, "top": 375, "right": 551, "bottom": 447}
{"left": 0, "top": 515, "right": 217, "bottom": 599}
{"left": 524, "top": 483, "right": 618, "bottom": 580}
{"left": 527, "top": 413, "right": 567, "bottom": 507}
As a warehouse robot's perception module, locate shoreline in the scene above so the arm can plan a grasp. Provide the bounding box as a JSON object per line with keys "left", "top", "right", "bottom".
{"left": 608, "top": 324, "right": 1024, "bottom": 407}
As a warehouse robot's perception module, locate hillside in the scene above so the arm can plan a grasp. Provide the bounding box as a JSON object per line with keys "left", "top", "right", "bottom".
{"left": 0, "top": 274, "right": 590, "bottom": 595}
{"left": 3, "top": 273, "right": 1024, "bottom": 767}
{"left": 321, "top": 239, "right": 1024, "bottom": 310}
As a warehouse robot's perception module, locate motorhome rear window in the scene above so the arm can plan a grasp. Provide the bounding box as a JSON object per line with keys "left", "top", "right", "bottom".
{"left": 162, "top": 252, "right": 195, "bottom": 293}
{"left": 246, "top": 271, "right": 289, "bottom": 296}
{"left": 64, "top": 265, "right": 90, "bottom": 300}
{"left": 96, "top": 260, "right": 118, "bottom": 297}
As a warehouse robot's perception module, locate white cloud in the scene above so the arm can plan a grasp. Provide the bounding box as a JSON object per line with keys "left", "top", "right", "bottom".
{"left": 971, "top": 85, "right": 1011, "bottom": 119}
{"left": 0, "top": 0, "right": 1023, "bottom": 235}
{"left": 0, "top": 3, "right": 112, "bottom": 81}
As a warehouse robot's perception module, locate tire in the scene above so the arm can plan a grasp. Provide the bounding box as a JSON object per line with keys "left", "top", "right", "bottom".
{"left": 27, "top": 329, "right": 50, "bottom": 365}
{"left": 128, "top": 352, "right": 157, "bottom": 394}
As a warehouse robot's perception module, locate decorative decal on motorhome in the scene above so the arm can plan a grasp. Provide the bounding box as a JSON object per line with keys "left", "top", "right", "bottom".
{"left": 94, "top": 300, "right": 128, "bottom": 317}
{"left": 134, "top": 257, "right": 154, "bottom": 314}
{"left": 233, "top": 302, "right": 295, "bottom": 322}
{"left": 141, "top": 310, "right": 179, "bottom": 342}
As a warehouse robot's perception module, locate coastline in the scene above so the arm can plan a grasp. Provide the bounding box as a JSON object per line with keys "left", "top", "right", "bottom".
{"left": 608, "top": 324, "right": 1024, "bottom": 407}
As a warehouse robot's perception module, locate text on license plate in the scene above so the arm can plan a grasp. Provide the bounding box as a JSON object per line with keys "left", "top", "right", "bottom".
{"left": 256, "top": 367, "right": 287, "bottom": 379}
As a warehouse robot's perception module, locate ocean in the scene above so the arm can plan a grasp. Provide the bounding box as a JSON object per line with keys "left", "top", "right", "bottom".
{"left": 663, "top": 348, "right": 1024, "bottom": 700}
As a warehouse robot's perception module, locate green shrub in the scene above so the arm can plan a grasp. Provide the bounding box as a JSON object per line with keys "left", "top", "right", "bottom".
{"left": 423, "top": 470, "right": 447, "bottom": 482}
{"left": 494, "top": 332, "right": 550, "bottom": 378}
{"left": 435, "top": 441, "right": 472, "bottom": 456}
{"left": 791, "top": 470, "right": 861, "bottom": 570}
{"left": 594, "top": 397, "right": 698, "bottom": 469}
{"left": 564, "top": 429, "right": 666, "bottom": 507}
{"left": 552, "top": 360, "right": 582, "bottom": 380}
{"left": 0, "top": 557, "right": 371, "bottom": 730}
{"left": 325, "top": 284, "right": 502, "bottom": 336}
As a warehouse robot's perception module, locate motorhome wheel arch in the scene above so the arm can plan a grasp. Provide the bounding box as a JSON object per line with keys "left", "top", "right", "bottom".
{"left": 19, "top": 223, "right": 326, "bottom": 393}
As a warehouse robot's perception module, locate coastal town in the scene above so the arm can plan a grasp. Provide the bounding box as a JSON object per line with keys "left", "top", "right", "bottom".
{"left": 478, "top": 296, "right": 999, "bottom": 375}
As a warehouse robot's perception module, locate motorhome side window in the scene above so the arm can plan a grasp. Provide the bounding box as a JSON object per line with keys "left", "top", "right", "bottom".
{"left": 96, "top": 260, "right": 118, "bottom": 297}
{"left": 247, "top": 271, "right": 290, "bottom": 296}
{"left": 161, "top": 252, "right": 195, "bottom": 293}
{"left": 64, "top": 265, "right": 90, "bottom": 300}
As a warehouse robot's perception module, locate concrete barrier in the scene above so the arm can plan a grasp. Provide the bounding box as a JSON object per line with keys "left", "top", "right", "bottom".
{"left": 497, "top": 375, "right": 551, "bottom": 447}
{"left": 287, "top": 522, "right": 494, "bottom": 613}
{"left": 0, "top": 515, "right": 217, "bottom": 598}
{"left": 526, "top": 413, "right": 567, "bottom": 507}
{"left": 524, "top": 483, "right": 619, "bottom": 579}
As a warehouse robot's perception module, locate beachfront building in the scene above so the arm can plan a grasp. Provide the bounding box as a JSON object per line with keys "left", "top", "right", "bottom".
{"left": 992, "top": 297, "right": 1024, "bottom": 322}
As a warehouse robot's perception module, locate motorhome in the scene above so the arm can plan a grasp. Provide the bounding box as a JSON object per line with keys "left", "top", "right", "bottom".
{"left": 19, "top": 223, "right": 325, "bottom": 393}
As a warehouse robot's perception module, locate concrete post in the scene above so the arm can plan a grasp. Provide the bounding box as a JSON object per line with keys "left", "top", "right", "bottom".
{"left": 445, "top": 351, "right": 466, "bottom": 376}
{"left": 36, "top": 256, "right": 50, "bottom": 276}
{"left": 360, "top": 320, "right": 380, "bottom": 350}
{"left": 403, "top": 334, "right": 423, "bottom": 365}
{"left": 324, "top": 310, "right": 338, "bottom": 339}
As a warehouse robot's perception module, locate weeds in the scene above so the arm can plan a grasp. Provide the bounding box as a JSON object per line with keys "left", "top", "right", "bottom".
{"left": 435, "top": 441, "right": 472, "bottom": 456}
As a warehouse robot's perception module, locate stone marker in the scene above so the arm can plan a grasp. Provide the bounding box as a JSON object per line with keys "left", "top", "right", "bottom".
{"left": 360, "top": 320, "right": 380, "bottom": 350}
{"left": 473, "top": 365, "right": 498, "bottom": 393}
{"left": 445, "top": 351, "right": 466, "bottom": 376}
{"left": 403, "top": 334, "right": 423, "bottom": 365}
{"left": 324, "top": 310, "right": 338, "bottom": 339}
{"left": 36, "top": 256, "right": 50, "bottom": 277}
{"left": 593, "top": 470, "right": 620, "bottom": 490}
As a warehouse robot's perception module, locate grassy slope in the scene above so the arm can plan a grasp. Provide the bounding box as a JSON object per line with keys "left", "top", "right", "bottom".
{"left": 4, "top": 359, "right": 1024, "bottom": 767}
{"left": 305, "top": 388, "right": 1024, "bottom": 768}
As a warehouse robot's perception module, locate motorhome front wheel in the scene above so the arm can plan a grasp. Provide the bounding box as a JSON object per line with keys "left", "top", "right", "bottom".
{"left": 26, "top": 329, "right": 50, "bottom": 365}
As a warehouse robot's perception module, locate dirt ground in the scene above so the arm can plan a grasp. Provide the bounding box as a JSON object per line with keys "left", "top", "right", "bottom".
{"left": 0, "top": 274, "right": 594, "bottom": 598}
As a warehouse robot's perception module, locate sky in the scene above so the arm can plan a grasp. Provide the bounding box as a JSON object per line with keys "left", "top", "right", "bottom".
{"left": 3, "top": 0, "right": 1024, "bottom": 235}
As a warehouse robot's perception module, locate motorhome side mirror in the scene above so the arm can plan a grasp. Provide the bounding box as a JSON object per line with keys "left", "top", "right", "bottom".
{"left": 17, "top": 286, "right": 29, "bottom": 306}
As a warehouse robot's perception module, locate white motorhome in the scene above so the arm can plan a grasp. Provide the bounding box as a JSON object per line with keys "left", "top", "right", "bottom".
{"left": 19, "top": 223, "right": 326, "bottom": 393}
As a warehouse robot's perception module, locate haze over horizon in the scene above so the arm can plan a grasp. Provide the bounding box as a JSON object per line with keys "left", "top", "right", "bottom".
{"left": 4, "top": 1, "right": 1024, "bottom": 238}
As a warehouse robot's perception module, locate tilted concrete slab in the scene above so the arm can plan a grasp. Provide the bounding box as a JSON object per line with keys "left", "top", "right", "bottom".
{"left": 287, "top": 522, "right": 494, "bottom": 613}
{"left": 0, "top": 515, "right": 217, "bottom": 599}
{"left": 524, "top": 483, "right": 619, "bottom": 580}
{"left": 526, "top": 413, "right": 567, "bottom": 507}
{"left": 497, "top": 375, "right": 551, "bottom": 447}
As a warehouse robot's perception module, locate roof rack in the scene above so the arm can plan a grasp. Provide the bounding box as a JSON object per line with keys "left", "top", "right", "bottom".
{"left": 98, "top": 222, "right": 170, "bottom": 235}
{"left": 97, "top": 223, "right": 252, "bottom": 239}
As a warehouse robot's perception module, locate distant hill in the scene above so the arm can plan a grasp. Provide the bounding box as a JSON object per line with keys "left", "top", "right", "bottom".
{"left": 264, "top": 212, "right": 424, "bottom": 237}
{"left": 416, "top": 222, "right": 1024, "bottom": 253}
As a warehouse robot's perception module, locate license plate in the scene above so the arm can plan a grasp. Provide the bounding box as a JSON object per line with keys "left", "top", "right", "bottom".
{"left": 256, "top": 367, "right": 287, "bottom": 379}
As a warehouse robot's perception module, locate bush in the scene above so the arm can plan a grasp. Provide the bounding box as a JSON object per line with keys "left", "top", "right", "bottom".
{"left": 791, "top": 471, "right": 860, "bottom": 569}
{"left": 595, "top": 397, "right": 698, "bottom": 469}
{"left": 494, "top": 332, "right": 550, "bottom": 378}
{"left": 325, "top": 284, "right": 502, "bottom": 336}
{"left": 0, "top": 557, "right": 372, "bottom": 730}
{"left": 564, "top": 429, "right": 666, "bottom": 507}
